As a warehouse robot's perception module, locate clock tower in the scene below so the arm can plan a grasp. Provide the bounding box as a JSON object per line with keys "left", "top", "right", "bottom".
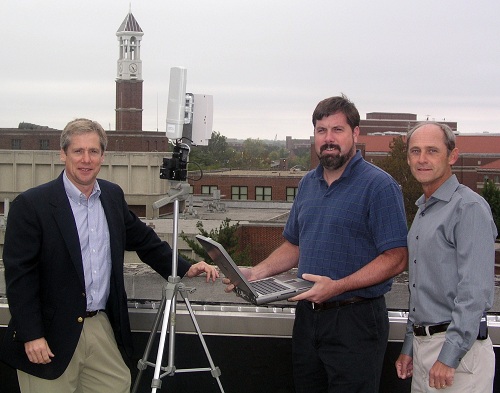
{"left": 115, "top": 10, "right": 144, "bottom": 131}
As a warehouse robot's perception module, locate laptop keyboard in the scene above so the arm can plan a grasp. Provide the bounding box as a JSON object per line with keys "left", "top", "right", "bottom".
{"left": 251, "top": 278, "right": 288, "bottom": 295}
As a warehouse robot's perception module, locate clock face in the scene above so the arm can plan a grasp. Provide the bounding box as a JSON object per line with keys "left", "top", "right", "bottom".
{"left": 129, "top": 63, "right": 138, "bottom": 73}
{"left": 118, "top": 63, "right": 123, "bottom": 73}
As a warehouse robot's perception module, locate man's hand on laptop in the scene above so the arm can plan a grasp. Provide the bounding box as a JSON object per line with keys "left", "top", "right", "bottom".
{"left": 186, "top": 261, "right": 220, "bottom": 282}
{"left": 222, "top": 267, "right": 254, "bottom": 292}
{"left": 289, "top": 273, "right": 346, "bottom": 303}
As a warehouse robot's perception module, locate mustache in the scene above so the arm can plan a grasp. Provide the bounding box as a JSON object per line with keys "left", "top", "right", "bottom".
{"left": 320, "top": 144, "right": 341, "bottom": 153}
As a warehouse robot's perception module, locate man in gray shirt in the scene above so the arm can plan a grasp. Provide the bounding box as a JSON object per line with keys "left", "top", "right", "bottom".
{"left": 395, "top": 122, "right": 497, "bottom": 392}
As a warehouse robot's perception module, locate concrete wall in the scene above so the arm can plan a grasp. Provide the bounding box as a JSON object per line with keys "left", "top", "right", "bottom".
{"left": 0, "top": 149, "right": 171, "bottom": 218}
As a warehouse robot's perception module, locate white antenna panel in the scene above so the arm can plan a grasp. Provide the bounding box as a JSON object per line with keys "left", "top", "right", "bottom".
{"left": 191, "top": 94, "right": 213, "bottom": 146}
{"left": 166, "top": 67, "right": 187, "bottom": 140}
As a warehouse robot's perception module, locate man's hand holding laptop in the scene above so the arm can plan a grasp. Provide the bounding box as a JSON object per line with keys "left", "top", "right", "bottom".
{"left": 222, "top": 269, "right": 346, "bottom": 304}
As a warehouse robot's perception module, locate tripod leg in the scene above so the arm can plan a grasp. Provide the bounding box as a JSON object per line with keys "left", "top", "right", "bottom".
{"left": 131, "top": 295, "right": 167, "bottom": 393}
{"left": 182, "top": 295, "right": 225, "bottom": 393}
{"left": 151, "top": 284, "right": 178, "bottom": 393}
{"left": 165, "top": 293, "right": 178, "bottom": 376}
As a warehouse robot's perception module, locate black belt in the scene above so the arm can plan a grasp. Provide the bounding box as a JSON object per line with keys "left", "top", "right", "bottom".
{"left": 414, "top": 322, "right": 489, "bottom": 340}
{"left": 86, "top": 310, "right": 105, "bottom": 318}
{"left": 311, "top": 296, "right": 374, "bottom": 311}
{"left": 413, "top": 323, "right": 449, "bottom": 336}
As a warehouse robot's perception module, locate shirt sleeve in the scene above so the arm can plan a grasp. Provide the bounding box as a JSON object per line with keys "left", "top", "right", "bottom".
{"left": 437, "top": 199, "right": 496, "bottom": 368}
{"left": 283, "top": 177, "right": 305, "bottom": 246}
{"left": 3, "top": 193, "right": 45, "bottom": 342}
{"left": 400, "top": 318, "right": 414, "bottom": 358}
{"left": 369, "top": 180, "right": 408, "bottom": 253}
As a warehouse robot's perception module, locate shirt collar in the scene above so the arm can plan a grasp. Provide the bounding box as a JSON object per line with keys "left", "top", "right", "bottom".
{"left": 416, "top": 174, "right": 459, "bottom": 207}
{"left": 63, "top": 170, "right": 101, "bottom": 204}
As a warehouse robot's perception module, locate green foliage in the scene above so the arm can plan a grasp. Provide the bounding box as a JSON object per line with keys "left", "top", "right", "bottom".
{"left": 180, "top": 218, "right": 252, "bottom": 265}
{"left": 375, "top": 136, "right": 422, "bottom": 226}
{"left": 189, "top": 131, "right": 295, "bottom": 170}
{"left": 287, "top": 148, "right": 311, "bottom": 170}
{"left": 188, "top": 131, "right": 233, "bottom": 169}
{"left": 481, "top": 180, "right": 500, "bottom": 238}
{"left": 241, "top": 139, "right": 273, "bottom": 169}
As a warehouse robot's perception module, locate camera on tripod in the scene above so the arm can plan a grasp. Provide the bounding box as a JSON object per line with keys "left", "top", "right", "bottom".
{"left": 160, "top": 144, "right": 190, "bottom": 181}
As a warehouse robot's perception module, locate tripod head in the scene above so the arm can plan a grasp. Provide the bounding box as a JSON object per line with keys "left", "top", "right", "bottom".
{"left": 160, "top": 143, "right": 190, "bottom": 182}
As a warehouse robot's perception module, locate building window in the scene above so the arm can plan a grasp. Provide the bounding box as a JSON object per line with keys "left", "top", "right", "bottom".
{"left": 231, "top": 186, "right": 248, "bottom": 200}
{"left": 40, "top": 139, "right": 50, "bottom": 150}
{"left": 286, "top": 187, "right": 298, "bottom": 202}
{"left": 201, "top": 185, "right": 218, "bottom": 195}
{"left": 11, "top": 139, "right": 21, "bottom": 150}
{"left": 256, "top": 186, "right": 272, "bottom": 201}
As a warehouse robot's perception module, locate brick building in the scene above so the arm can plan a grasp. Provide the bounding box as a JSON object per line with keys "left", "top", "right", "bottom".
{"left": 2, "top": 129, "right": 499, "bottom": 197}
{"left": 115, "top": 11, "right": 144, "bottom": 131}
{"left": 238, "top": 224, "right": 287, "bottom": 265}
{"left": 194, "top": 132, "right": 500, "bottom": 204}
{"left": 0, "top": 126, "right": 169, "bottom": 152}
{"left": 307, "top": 134, "right": 500, "bottom": 194}
{"left": 189, "top": 169, "right": 305, "bottom": 202}
{"left": 360, "top": 112, "right": 457, "bottom": 135}
{"left": 1, "top": 9, "right": 498, "bottom": 263}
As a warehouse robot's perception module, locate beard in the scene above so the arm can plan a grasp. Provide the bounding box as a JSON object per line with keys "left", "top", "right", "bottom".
{"left": 318, "top": 143, "right": 355, "bottom": 170}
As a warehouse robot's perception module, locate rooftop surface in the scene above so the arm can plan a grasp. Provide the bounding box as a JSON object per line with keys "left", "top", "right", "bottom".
{"left": 2, "top": 262, "right": 500, "bottom": 313}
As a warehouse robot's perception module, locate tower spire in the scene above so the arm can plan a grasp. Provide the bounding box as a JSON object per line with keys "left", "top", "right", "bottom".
{"left": 115, "top": 9, "right": 144, "bottom": 131}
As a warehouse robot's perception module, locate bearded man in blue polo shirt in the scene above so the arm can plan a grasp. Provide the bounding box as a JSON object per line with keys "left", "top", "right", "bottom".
{"left": 225, "top": 95, "right": 409, "bottom": 393}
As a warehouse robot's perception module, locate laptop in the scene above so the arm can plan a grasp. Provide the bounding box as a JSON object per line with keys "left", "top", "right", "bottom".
{"left": 196, "top": 235, "right": 313, "bottom": 305}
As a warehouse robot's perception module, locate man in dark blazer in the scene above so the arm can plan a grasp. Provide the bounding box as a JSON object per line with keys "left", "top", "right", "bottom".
{"left": 0, "top": 118, "right": 218, "bottom": 392}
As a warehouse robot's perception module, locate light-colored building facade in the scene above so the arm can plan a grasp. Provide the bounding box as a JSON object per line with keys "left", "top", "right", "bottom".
{"left": 0, "top": 150, "right": 170, "bottom": 218}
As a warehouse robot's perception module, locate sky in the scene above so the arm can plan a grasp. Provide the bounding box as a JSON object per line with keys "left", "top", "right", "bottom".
{"left": 2, "top": 1, "right": 500, "bottom": 140}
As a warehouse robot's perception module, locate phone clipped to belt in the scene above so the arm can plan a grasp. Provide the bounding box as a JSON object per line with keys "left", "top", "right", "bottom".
{"left": 478, "top": 311, "right": 488, "bottom": 340}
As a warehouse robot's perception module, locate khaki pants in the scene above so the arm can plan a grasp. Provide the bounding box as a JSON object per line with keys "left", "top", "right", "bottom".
{"left": 18, "top": 312, "right": 130, "bottom": 393}
{"left": 412, "top": 332, "right": 495, "bottom": 393}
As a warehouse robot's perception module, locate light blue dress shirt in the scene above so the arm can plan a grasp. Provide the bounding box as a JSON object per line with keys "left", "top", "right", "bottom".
{"left": 401, "top": 175, "right": 497, "bottom": 368}
{"left": 63, "top": 172, "right": 112, "bottom": 312}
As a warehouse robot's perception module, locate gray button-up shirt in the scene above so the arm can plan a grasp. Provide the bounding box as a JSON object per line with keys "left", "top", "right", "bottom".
{"left": 401, "top": 175, "right": 497, "bottom": 368}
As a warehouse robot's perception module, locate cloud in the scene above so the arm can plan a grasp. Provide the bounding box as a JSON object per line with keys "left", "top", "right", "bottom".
{"left": 2, "top": 1, "right": 499, "bottom": 137}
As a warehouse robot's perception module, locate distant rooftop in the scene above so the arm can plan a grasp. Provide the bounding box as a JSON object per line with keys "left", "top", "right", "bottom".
{"left": 366, "top": 112, "right": 417, "bottom": 121}
{"left": 194, "top": 169, "right": 307, "bottom": 178}
{"left": 357, "top": 134, "right": 500, "bottom": 154}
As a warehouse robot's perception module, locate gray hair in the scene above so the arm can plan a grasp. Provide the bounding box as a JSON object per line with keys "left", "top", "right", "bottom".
{"left": 60, "top": 118, "right": 108, "bottom": 153}
{"left": 407, "top": 121, "right": 455, "bottom": 154}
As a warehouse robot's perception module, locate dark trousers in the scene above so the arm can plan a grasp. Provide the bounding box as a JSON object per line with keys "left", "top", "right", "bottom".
{"left": 292, "top": 296, "right": 389, "bottom": 393}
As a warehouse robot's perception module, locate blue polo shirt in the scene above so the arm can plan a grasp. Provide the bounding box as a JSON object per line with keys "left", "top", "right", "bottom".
{"left": 284, "top": 150, "right": 408, "bottom": 300}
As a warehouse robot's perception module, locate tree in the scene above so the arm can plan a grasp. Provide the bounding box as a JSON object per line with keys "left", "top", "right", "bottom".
{"left": 180, "top": 218, "right": 251, "bottom": 265}
{"left": 189, "top": 131, "right": 233, "bottom": 169}
{"left": 288, "top": 149, "right": 311, "bottom": 170}
{"left": 375, "top": 136, "right": 422, "bottom": 226}
{"left": 481, "top": 180, "right": 500, "bottom": 238}
{"left": 241, "top": 139, "right": 270, "bottom": 169}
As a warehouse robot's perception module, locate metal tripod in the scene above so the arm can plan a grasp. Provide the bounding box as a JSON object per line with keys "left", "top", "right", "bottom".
{"left": 132, "top": 183, "right": 224, "bottom": 393}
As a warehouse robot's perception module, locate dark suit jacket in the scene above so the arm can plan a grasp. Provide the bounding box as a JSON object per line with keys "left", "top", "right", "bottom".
{"left": 0, "top": 173, "right": 190, "bottom": 379}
